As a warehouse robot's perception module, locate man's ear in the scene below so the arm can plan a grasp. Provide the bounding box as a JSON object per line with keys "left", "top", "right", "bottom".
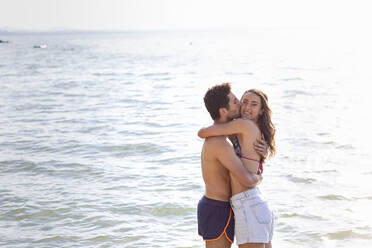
{"left": 219, "top": 108, "right": 227, "bottom": 118}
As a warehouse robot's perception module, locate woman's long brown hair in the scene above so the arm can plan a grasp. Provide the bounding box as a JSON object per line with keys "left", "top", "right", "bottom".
{"left": 244, "top": 89, "right": 276, "bottom": 162}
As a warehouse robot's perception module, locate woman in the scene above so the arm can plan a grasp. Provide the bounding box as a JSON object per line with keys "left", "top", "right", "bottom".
{"left": 198, "top": 89, "right": 276, "bottom": 248}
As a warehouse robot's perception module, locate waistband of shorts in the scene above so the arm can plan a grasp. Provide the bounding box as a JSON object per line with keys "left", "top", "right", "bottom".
{"left": 230, "top": 187, "right": 260, "bottom": 202}
{"left": 200, "top": 196, "right": 231, "bottom": 208}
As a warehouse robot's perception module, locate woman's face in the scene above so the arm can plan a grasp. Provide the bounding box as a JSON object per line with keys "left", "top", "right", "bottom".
{"left": 240, "top": 92, "right": 263, "bottom": 123}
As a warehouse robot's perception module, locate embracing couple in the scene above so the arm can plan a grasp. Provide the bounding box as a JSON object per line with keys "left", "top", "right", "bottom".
{"left": 197, "top": 83, "right": 276, "bottom": 248}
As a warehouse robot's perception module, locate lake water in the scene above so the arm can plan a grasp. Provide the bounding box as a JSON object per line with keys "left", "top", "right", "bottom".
{"left": 0, "top": 28, "right": 371, "bottom": 247}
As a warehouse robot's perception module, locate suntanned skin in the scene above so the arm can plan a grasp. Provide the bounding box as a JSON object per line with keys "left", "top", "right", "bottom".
{"left": 229, "top": 119, "right": 262, "bottom": 196}
{"left": 201, "top": 137, "right": 262, "bottom": 248}
{"left": 199, "top": 118, "right": 263, "bottom": 197}
{"left": 201, "top": 135, "right": 262, "bottom": 202}
{"left": 229, "top": 120, "right": 272, "bottom": 248}
{"left": 201, "top": 92, "right": 262, "bottom": 248}
{"left": 199, "top": 100, "right": 272, "bottom": 248}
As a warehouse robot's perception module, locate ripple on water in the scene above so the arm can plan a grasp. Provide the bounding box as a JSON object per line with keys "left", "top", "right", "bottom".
{"left": 283, "top": 89, "right": 313, "bottom": 98}
{"left": 318, "top": 194, "right": 350, "bottom": 201}
{"left": 317, "top": 132, "right": 329, "bottom": 136}
{"left": 286, "top": 174, "right": 316, "bottom": 184}
{"left": 147, "top": 155, "right": 196, "bottom": 164}
{"left": 357, "top": 195, "right": 372, "bottom": 200}
{"left": 103, "top": 143, "right": 171, "bottom": 157}
{"left": 335, "top": 144, "right": 355, "bottom": 150}
{"left": 225, "top": 71, "right": 254, "bottom": 75}
{"left": 0, "top": 160, "right": 36, "bottom": 173}
{"left": 14, "top": 208, "right": 64, "bottom": 222}
{"left": 326, "top": 230, "right": 372, "bottom": 240}
{"left": 0, "top": 160, "right": 104, "bottom": 195}
{"left": 309, "top": 169, "right": 338, "bottom": 174}
{"left": 141, "top": 72, "right": 170, "bottom": 77}
{"left": 31, "top": 235, "right": 83, "bottom": 248}
{"left": 20, "top": 160, "right": 96, "bottom": 178}
{"left": 280, "top": 77, "right": 303, "bottom": 81}
{"left": 279, "top": 212, "right": 325, "bottom": 221}
{"left": 144, "top": 203, "right": 194, "bottom": 217}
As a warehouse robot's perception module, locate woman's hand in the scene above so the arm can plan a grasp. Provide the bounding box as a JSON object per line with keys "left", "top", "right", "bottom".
{"left": 254, "top": 135, "right": 268, "bottom": 159}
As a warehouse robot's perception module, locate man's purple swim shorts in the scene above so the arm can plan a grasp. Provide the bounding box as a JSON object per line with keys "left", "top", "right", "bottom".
{"left": 197, "top": 196, "right": 234, "bottom": 243}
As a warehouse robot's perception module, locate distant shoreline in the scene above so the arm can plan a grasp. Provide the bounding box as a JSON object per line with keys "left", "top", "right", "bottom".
{"left": 0, "top": 30, "right": 156, "bottom": 35}
{"left": 0, "top": 26, "right": 323, "bottom": 36}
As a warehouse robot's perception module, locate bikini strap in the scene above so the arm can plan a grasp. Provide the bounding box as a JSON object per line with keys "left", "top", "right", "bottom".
{"left": 257, "top": 162, "right": 263, "bottom": 175}
{"left": 240, "top": 155, "right": 260, "bottom": 163}
{"left": 241, "top": 155, "right": 263, "bottom": 175}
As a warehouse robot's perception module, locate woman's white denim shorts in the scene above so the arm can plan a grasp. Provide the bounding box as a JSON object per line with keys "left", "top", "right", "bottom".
{"left": 230, "top": 187, "right": 274, "bottom": 244}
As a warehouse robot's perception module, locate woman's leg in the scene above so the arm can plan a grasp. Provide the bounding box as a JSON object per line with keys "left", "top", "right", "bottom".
{"left": 239, "top": 243, "right": 265, "bottom": 248}
{"left": 264, "top": 242, "right": 272, "bottom": 248}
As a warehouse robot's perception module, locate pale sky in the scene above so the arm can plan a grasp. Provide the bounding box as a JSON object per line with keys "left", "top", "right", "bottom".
{"left": 1, "top": 0, "right": 371, "bottom": 31}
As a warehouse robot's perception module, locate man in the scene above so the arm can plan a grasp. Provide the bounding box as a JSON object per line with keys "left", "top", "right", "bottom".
{"left": 198, "top": 83, "right": 267, "bottom": 248}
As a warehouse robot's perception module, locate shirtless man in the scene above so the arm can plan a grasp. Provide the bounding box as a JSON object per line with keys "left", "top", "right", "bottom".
{"left": 198, "top": 83, "right": 265, "bottom": 248}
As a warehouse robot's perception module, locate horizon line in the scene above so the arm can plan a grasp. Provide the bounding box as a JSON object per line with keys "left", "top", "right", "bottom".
{"left": 0, "top": 25, "right": 331, "bottom": 35}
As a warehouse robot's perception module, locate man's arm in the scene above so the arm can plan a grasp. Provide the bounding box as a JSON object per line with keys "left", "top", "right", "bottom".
{"left": 198, "top": 119, "right": 248, "bottom": 138}
{"left": 215, "top": 138, "right": 262, "bottom": 188}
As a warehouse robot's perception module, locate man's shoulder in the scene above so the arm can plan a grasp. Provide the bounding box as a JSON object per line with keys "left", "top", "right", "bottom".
{"left": 204, "top": 136, "right": 230, "bottom": 148}
{"left": 203, "top": 136, "right": 233, "bottom": 160}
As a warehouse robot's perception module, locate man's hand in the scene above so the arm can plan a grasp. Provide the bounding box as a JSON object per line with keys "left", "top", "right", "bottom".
{"left": 254, "top": 135, "right": 268, "bottom": 159}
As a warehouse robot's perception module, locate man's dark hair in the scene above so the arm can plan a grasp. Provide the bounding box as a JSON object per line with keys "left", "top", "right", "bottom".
{"left": 203, "top": 83, "right": 231, "bottom": 120}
